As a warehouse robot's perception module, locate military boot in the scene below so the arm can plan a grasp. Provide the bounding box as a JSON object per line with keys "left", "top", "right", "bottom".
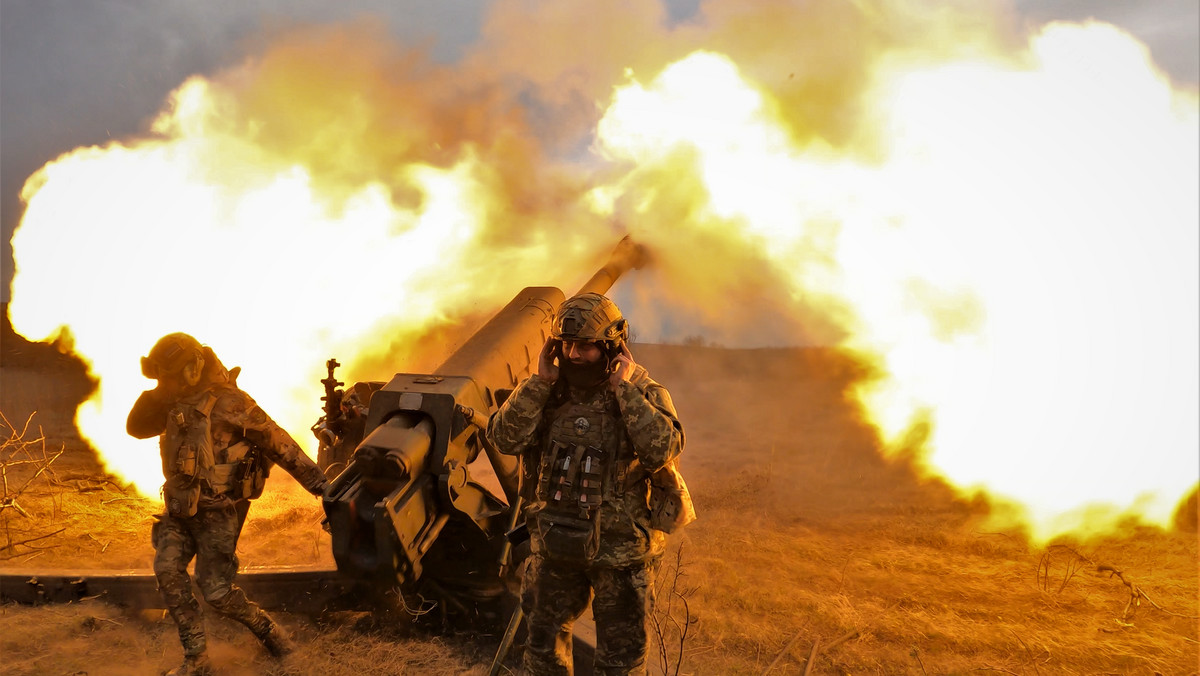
{"left": 257, "top": 621, "right": 295, "bottom": 658}
{"left": 164, "top": 653, "right": 213, "bottom": 676}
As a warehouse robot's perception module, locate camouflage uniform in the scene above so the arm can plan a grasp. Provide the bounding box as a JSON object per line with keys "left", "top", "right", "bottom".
{"left": 488, "top": 365, "right": 683, "bottom": 676}
{"left": 129, "top": 363, "right": 327, "bottom": 665}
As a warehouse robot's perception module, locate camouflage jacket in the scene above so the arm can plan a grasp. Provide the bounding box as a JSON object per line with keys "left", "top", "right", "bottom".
{"left": 128, "top": 370, "right": 327, "bottom": 510}
{"left": 487, "top": 365, "right": 684, "bottom": 566}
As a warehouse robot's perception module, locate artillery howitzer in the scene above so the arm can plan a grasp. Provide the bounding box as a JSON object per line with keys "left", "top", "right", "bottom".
{"left": 311, "top": 237, "right": 645, "bottom": 628}
{"left": 0, "top": 237, "right": 643, "bottom": 672}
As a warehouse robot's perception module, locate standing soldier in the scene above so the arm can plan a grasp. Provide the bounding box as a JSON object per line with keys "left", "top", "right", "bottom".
{"left": 127, "top": 333, "right": 328, "bottom": 676}
{"left": 488, "top": 293, "right": 693, "bottom": 676}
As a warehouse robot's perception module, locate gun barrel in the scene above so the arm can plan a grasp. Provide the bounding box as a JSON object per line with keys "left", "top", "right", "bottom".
{"left": 574, "top": 235, "right": 646, "bottom": 297}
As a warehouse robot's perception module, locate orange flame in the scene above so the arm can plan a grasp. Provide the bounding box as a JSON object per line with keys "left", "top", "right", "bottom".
{"left": 10, "top": 22, "right": 620, "bottom": 496}
{"left": 9, "top": 4, "right": 1198, "bottom": 542}
{"left": 594, "top": 25, "right": 1198, "bottom": 541}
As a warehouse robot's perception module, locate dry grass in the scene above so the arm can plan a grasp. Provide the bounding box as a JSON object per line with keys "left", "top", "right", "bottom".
{"left": 2, "top": 343, "right": 1197, "bottom": 675}
{"left": 0, "top": 601, "right": 487, "bottom": 676}
{"left": 672, "top": 515, "right": 1197, "bottom": 674}
{"left": 0, "top": 415, "right": 333, "bottom": 570}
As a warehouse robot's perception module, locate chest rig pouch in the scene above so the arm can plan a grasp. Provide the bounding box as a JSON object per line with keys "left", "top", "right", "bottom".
{"left": 208, "top": 441, "right": 269, "bottom": 501}
{"left": 535, "top": 394, "right": 620, "bottom": 563}
{"left": 160, "top": 391, "right": 219, "bottom": 518}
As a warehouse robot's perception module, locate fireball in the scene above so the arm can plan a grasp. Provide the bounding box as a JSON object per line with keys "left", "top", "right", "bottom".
{"left": 9, "top": 4, "right": 1197, "bottom": 543}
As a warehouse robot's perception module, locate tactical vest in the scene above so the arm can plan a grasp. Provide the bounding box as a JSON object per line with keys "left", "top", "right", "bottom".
{"left": 533, "top": 389, "right": 624, "bottom": 562}
{"left": 160, "top": 388, "right": 268, "bottom": 518}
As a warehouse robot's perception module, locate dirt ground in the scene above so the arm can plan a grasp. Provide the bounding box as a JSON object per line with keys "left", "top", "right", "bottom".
{"left": 1, "top": 310, "right": 1197, "bottom": 675}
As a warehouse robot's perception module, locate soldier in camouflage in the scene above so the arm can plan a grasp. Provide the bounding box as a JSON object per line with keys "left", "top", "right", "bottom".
{"left": 127, "top": 333, "right": 329, "bottom": 676}
{"left": 488, "top": 293, "right": 685, "bottom": 676}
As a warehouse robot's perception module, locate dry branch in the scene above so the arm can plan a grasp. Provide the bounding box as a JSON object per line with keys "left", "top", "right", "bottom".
{"left": 1, "top": 412, "right": 65, "bottom": 514}
{"left": 762, "top": 624, "right": 809, "bottom": 675}
{"left": 1038, "top": 544, "right": 1200, "bottom": 624}
{"left": 1037, "top": 547, "right": 1084, "bottom": 594}
{"left": 1097, "top": 565, "right": 1200, "bottom": 622}
{"left": 769, "top": 628, "right": 860, "bottom": 676}
{"left": 3, "top": 526, "right": 67, "bottom": 549}
{"left": 0, "top": 497, "right": 31, "bottom": 518}
{"left": 101, "top": 496, "right": 149, "bottom": 505}
{"left": 910, "top": 646, "right": 928, "bottom": 675}
{"left": 1006, "top": 628, "right": 1046, "bottom": 675}
{"left": 1, "top": 410, "right": 71, "bottom": 554}
{"left": 823, "top": 629, "right": 860, "bottom": 653}
{"left": 652, "top": 544, "right": 697, "bottom": 676}
{"left": 18, "top": 549, "right": 47, "bottom": 563}
{"left": 802, "top": 638, "right": 819, "bottom": 676}
{"left": 0, "top": 411, "right": 39, "bottom": 443}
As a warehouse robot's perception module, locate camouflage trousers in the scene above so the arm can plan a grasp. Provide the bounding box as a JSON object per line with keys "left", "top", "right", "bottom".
{"left": 152, "top": 500, "right": 272, "bottom": 657}
{"left": 522, "top": 554, "right": 656, "bottom": 676}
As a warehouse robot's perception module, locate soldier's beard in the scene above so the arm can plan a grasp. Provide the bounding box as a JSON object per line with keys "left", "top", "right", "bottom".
{"left": 561, "top": 359, "right": 608, "bottom": 389}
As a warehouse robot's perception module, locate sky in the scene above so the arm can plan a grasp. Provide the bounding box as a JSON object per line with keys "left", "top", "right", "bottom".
{"left": 0, "top": 0, "right": 1196, "bottom": 302}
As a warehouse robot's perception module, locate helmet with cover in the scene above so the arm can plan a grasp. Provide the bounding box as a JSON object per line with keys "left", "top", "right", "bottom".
{"left": 551, "top": 292, "right": 628, "bottom": 354}
{"left": 141, "top": 332, "right": 204, "bottom": 380}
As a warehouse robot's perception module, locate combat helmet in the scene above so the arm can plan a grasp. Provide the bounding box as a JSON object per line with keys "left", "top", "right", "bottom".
{"left": 141, "top": 332, "right": 204, "bottom": 380}
{"left": 552, "top": 293, "right": 629, "bottom": 350}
